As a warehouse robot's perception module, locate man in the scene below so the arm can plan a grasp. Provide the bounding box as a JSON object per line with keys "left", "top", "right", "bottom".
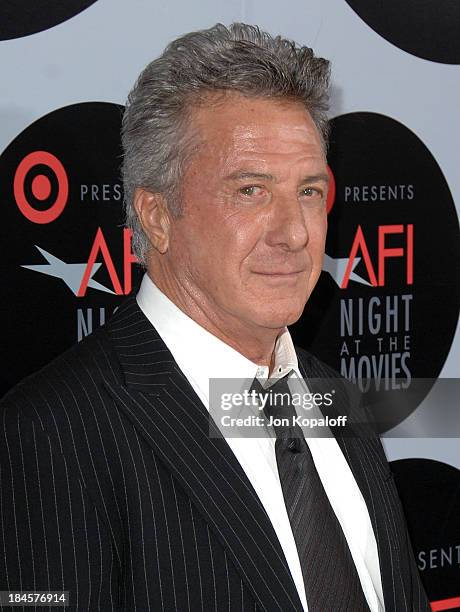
{"left": 0, "top": 23, "right": 428, "bottom": 611}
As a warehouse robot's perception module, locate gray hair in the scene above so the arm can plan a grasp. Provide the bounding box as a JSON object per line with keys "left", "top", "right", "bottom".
{"left": 121, "top": 22, "right": 331, "bottom": 264}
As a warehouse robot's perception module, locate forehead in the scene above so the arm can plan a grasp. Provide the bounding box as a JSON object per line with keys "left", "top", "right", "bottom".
{"left": 188, "top": 92, "right": 325, "bottom": 168}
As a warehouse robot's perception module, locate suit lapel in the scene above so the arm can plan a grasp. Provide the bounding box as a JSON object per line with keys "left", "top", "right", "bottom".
{"left": 102, "top": 298, "right": 303, "bottom": 612}
{"left": 297, "top": 352, "right": 407, "bottom": 612}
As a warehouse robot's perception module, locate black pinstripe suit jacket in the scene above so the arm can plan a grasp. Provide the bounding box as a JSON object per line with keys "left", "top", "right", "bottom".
{"left": 0, "top": 297, "right": 429, "bottom": 611}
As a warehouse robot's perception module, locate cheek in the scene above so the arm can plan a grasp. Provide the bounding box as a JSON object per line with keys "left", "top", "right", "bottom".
{"left": 305, "top": 217, "right": 327, "bottom": 282}
{"left": 225, "top": 214, "right": 263, "bottom": 261}
{"left": 307, "top": 213, "right": 327, "bottom": 252}
{"left": 168, "top": 216, "right": 244, "bottom": 288}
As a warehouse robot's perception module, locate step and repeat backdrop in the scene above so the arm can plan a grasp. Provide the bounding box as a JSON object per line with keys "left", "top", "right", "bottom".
{"left": 1, "top": 0, "right": 459, "bottom": 608}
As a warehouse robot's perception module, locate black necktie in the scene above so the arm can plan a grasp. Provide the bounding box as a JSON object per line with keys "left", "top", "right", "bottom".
{"left": 252, "top": 374, "right": 370, "bottom": 612}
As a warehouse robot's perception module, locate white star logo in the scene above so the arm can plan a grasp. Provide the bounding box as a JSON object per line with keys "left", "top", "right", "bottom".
{"left": 22, "top": 246, "right": 115, "bottom": 295}
{"left": 322, "top": 254, "right": 371, "bottom": 287}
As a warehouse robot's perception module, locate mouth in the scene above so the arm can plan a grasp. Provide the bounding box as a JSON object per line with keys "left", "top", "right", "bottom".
{"left": 252, "top": 270, "right": 308, "bottom": 285}
{"left": 253, "top": 269, "right": 306, "bottom": 277}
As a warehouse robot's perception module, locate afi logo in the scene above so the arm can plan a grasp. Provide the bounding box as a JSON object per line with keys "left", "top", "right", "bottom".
{"left": 78, "top": 228, "right": 137, "bottom": 296}
{"left": 342, "top": 224, "right": 414, "bottom": 288}
{"left": 23, "top": 229, "right": 138, "bottom": 297}
{"left": 323, "top": 168, "right": 413, "bottom": 289}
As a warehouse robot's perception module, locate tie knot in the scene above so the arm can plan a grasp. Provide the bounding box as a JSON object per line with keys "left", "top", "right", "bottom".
{"left": 251, "top": 373, "right": 295, "bottom": 419}
{"left": 250, "top": 373, "right": 304, "bottom": 450}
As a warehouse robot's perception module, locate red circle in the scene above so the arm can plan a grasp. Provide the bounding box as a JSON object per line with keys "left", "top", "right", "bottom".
{"left": 326, "top": 165, "right": 336, "bottom": 215}
{"left": 31, "top": 174, "right": 52, "bottom": 200}
{"left": 14, "top": 151, "right": 68, "bottom": 224}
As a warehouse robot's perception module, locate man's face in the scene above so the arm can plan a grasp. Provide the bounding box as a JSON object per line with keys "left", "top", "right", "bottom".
{"left": 161, "top": 93, "right": 328, "bottom": 334}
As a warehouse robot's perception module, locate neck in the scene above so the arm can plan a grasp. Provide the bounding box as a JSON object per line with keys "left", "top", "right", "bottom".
{"left": 147, "top": 269, "right": 281, "bottom": 369}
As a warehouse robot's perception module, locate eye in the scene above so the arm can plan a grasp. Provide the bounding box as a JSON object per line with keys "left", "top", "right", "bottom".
{"left": 300, "top": 187, "right": 322, "bottom": 198}
{"left": 239, "top": 185, "right": 262, "bottom": 197}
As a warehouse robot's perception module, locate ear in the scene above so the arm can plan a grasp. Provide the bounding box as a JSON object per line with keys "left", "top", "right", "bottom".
{"left": 133, "top": 188, "right": 171, "bottom": 254}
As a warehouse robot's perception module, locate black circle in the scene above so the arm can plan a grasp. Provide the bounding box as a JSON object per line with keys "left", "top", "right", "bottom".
{"left": 0, "top": 102, "right": 143, "bottom": 396}
{"left": 345, "top": 0, "right": 460, "bottom": 64}
{"left": 291, "top": 112, "right": 460, "bottom": 432}
{"left": 392, "top": 458, "right": 460, "bottom": 603}
{"left": 0, "top": 0, "right": 98, "bottom": 41}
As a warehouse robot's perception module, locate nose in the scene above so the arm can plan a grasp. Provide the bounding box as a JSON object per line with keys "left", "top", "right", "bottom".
{"left": 265, "top": 194, "right": 309, "bottom": 251}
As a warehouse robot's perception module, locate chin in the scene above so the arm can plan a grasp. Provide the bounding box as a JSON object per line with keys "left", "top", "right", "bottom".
{"left": 251, "top": 306, "right": 305, "bottom": 330}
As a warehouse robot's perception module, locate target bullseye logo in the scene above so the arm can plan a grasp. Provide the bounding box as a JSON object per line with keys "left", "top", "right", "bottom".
{"left": 13, "top": 151, "right": 69, "bottom": 224}
{"left": 31, "top": 174, "right": 52, "bottom": 200}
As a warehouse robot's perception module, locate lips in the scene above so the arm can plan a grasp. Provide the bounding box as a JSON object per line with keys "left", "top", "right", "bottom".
{"left": 253, "top": 269, "right": 306, "bottom": 275}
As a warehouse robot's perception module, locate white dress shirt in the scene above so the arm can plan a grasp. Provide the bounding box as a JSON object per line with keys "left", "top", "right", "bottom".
{"left": 137, "top": 273, "right": 385, "bottom": 612}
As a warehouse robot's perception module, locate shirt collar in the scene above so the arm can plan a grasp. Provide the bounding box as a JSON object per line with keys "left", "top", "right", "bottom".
{"left": 136, "top": 273, "right": 300, "bottom": 400}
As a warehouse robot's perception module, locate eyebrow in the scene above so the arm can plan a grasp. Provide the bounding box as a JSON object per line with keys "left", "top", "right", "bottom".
{"left": 225, "top": 171, "right": 330, "bottom": 184}
{"left": 225, "top": 171, "right": 274, "bottom": 181}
